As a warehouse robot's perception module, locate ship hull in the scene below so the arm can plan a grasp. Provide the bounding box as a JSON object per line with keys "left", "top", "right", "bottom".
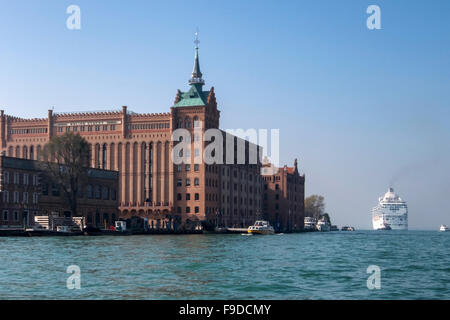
{"left": 372, "top": 213, "right": 408, "bottom": 230}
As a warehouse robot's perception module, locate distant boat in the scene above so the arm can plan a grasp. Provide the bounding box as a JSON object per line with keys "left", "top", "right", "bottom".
{"left": 439, "top": 225, "right": 450, "bottom": 232}
{"left": 316, "top": 218, "right": 331, "bottom": 232}
{"left": 377, "top": 222, "right": 392, "bottom": 231}
{"left": 304, "top": 217, "right": 317, "bottom": 231}
{"left": 341, "top": 226, "right": 355, "bottom": 231}
{"left": 248, "top": 221, "right": 275, "bottom": 235}
{"left": 330, "top": 225, "right": 339, "bottom": 231}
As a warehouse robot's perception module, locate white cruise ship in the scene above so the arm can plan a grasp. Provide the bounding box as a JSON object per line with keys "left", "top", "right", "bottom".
{"left": 372, "top": 187, "right": 408, "bottom": 230}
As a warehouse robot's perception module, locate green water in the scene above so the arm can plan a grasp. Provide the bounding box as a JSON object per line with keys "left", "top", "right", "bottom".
{"left": 0, "top": 231, "right": 449, "bottom": 299}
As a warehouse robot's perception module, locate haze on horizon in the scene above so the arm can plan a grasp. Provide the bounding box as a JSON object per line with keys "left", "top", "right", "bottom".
{"left": 1, "top": 0, "right": 449, "bottom": 230}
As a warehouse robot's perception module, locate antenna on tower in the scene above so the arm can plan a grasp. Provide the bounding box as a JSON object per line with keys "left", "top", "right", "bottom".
{"left": 194, "top": 28, "right": 200, "bottom": 48}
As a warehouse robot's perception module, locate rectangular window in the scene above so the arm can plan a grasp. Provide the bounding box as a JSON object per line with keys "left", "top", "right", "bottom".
{"left": 111, "top": 189, "right": 117, "bottom": 201}
{"left": 51, "top": 184, "right": 60, "bottom": 197}
{"left": 194, "top": 178, "right": 199, "bottom": 186}
{"left": 23, "top": 174, "right": 29, "bottom": 185}
{"left": 23, "top": 192, "right": 28, "bottom": 204}
{"left": 186, "top": 193, "right": 191, "bottom": 201}
{"left": 186, "top": 179, "right": 191, "bottom": 186}
{"left": 194, "top": 164, "right": 199, "bottom": 172}
{"left": 177, "top": 179, "right": 182, "bottom": 187}
{"left": 14, "top": 173, "right": 19, "bottom": 184}
{"left": 4, "top": 171, "right": 9, "bottom": 184}
{"left": 14, "top": 211, "right": 19, "bottom": 221}
{"left": 2, "top": 190, "right": 8, "bottom": 203}
{"left": 102, "top": 187, "right": 109, "bottom": 200}
{"left": 177, "top": 193, "right": 182, "bottom": 201}
{"left": 2, "top": 210, "right": 8, "bottom": 221}
{"left": 195, "top": 207, "right": 199, "bottom": 213}
{"left": 186, "top": 207, "right": 191, "bottom": 214}
{"left": 33, "top": 193, "right": 39, "bottom": 204}
{"left": 13, "top": 191, "right": 19, "bottom": 203}
{"left": 185, "top": 164, "right": 191, "bottom": 171}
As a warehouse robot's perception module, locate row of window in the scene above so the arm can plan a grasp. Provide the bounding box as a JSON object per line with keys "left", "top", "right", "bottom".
{"left": 9, "top": 128, "right": 48, "bottom": 135}
{"left": 222, "top": 195, "right": 260, "bottom": 206}
{"left": 2, "top": 172, "right": 39, "bottom": 186}
{"left": 176, "top": 117, "right": 201, "bottom": 129}
{"left": 263, "top": 193, "right": 298, "bottom": 200}
{"left": 2, "top": 191, "right": 39, "bottom": 204}
{"left": 128, "top": 123, "right": 170, "bottom": 130}
{"left": 57, "top": 124, "right": 117, "bottom": 133}
{"left": 1, "top": 210, "right": 34, "bottom": 222}
{"left": 177, "top": 193, "right": 200, "bottom": 201}
{"left": 174, "top": 206, "right": 223, "bottom": 215}
{"left": 41, "top": 183, "right": 117, "bottom": 201}
{"left": 223, "top": 182, "right": 260, "bottom": 193}
{"left": 176, "top": 164, "right": 200, "bottom": 172}
{"left": 176, "top": 178, "right": 200, "bottom": 187}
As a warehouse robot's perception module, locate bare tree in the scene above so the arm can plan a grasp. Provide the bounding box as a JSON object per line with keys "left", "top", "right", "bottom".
{"left": 305, "top": 195, "right": 325, "bottom": 219}
{"left": 41, "top": 133, "right": 90, "bottom": 217}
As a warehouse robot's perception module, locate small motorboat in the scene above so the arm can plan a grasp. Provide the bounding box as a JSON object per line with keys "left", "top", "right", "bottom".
{"left": 248, "top": 221, "right": 275, "bottom": 235}
{"left": 316, "top": 218, "right": 331, "bottom": 232}
{"left": 378, "top": 223, "right": 392, "bottom": 231}
{"left": 439, "top": 225, "right": 449, "bottom": 232}
{"left": 341, "top": 226, "right": 355, "bottom": 231}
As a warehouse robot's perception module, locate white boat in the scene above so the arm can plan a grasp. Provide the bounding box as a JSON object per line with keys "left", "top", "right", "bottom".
{"left": 316, "top": 218, "right": 331, "bottom": 232}
{"left": 304, "top": 217, "right": 317, "bottom": 231}
{"left": 372, "top": 187, "right": 408, "bottom": 230}
{"left": 439, "top": 225, "right": 449, "bottom": 232}
{"left": 248, "top": 221, "right": 275, "bottom": 235}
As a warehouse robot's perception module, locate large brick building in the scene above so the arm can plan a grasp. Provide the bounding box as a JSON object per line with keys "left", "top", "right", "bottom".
{"left": 0, "top": 155, "right": 119, "bottom": 229}
{"left": 262, "top": 159, "right": 305, "bottom": 232}
{"left": 0, "top": 44, "right": 265, "bottom": 230}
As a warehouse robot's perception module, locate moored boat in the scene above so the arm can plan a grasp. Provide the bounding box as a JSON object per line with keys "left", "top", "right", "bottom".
{"left": 248, "top": 221, "right": 275, "bottom": 235}
{"left": 304, "top": 217, "right": 317, "bottom": 231}
{"left": 316, "top": 218, "right": 331, "bottom": 232}
{"left": 341, "top": 226, "right": 355, "bottom": 231}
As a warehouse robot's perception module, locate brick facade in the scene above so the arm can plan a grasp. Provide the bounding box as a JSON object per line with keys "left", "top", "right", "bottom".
{"left": 0, "top": 156, "right": 119, "bottom": 229}
{"left": 262, "top": 160, "right": 305, "bottom": 232}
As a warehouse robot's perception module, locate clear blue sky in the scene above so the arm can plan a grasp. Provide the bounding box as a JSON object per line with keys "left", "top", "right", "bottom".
{"left": 1, "top": 0, "right": 449, "bottom": 229}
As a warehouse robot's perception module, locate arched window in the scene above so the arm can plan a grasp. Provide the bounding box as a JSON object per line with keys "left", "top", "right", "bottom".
{"left": 177, "top": 119, "right": 183, "bottom": 128}
{"left": 193, "top": 116, "right": 200, "bottom": 127}
{"left": 15, "top": 146, "right": 20, "bottom": 158}
{"left": 36, "top": 145, "right": 42, "bottom": 160}
{"left": 185, "top": 117, "right": 191, "bottom": 128}
{"left": 22, "top": 146, "right": 28, "bottom": 159}
{"left": 95, "top": 144, "right": 101, "bottom": 168}
{"left": 29, "top": 146, "right": 34, "bottom": 160}
{"left": 102, "top": 144, "right": 107, "bottom": 169}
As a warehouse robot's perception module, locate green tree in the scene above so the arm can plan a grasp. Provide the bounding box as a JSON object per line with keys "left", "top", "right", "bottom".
{"left": 304, "top": 195, "right": 325, "bottom": 219}
{"left": 41, "top": 133, "right": 91, "bottom": 217}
